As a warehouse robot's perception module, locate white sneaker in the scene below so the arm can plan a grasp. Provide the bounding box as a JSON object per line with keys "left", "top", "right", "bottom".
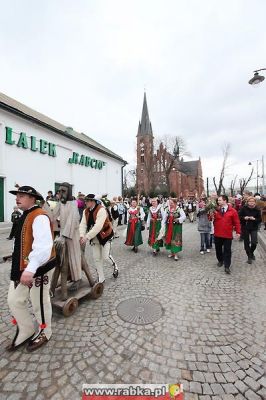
{"left": 168, "top": 254, "right": 174, "bottom": 258}
{"left": 206, "top": 249, "right": 210, "bottom": 253}
{"left": 200, "top": 251, "right": 204, "bottom": 255}
{"left": 174, "top": 255, "right": 179, "bottom": 261}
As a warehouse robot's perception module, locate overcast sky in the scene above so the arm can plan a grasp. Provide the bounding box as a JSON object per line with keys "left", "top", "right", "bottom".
{"left": 0, "top": 0, "right": 265, "bottom": 192}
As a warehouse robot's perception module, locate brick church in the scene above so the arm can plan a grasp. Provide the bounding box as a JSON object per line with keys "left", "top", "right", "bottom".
{"left": 136, "top": 93, "right": 204, "bottom": 198}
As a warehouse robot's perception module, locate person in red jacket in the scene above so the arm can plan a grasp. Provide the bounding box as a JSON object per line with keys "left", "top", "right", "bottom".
{"left": 213, "top": 195, "right": 241, "bottom": 274}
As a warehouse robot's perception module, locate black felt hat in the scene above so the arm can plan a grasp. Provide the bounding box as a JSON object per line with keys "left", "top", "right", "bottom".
{"left": 9, "top": 185, "right": 43, "bottom": 201}
{"left": 84, "top": 193, "right": 96, "bottom": 201}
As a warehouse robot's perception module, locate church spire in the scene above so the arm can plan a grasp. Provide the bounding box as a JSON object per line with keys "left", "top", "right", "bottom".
{"left": 137, "top": 92, "right": 153, "bottom": 136}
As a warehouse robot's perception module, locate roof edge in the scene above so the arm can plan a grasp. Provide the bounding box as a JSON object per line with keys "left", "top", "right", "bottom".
{"left": 0, "top": 101, "right": 127, "bottom": 165}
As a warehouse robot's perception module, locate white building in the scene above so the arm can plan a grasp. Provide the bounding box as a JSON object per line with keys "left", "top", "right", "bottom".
{"left": 0, "top": 92, "right": 126, "bottom": 222}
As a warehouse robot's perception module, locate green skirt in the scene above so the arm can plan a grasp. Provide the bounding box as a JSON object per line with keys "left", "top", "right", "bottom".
{"left": 165, "top": 223, "right": 182, "bottom": 253}
{"left": 125, "top": 220, "right": 143, "bottom": 247}
{"left": 148, "top": 220, "right": 163, "bottom": 250}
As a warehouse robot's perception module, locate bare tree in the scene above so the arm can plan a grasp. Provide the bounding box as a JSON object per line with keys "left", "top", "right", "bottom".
{"left": 239, "top": 168, "right": 254, "bottom": 195}
{"left": 123, "top": 168, "right": 136, "bottom": 195}
{"left": 155, "top": 135, "right": 191, "bottom": 193}
{"left": 213, "top": 143, "right": 231, "bottom": 196}
{"left": 230, "top": 175, "right": 238, "bottom": 197}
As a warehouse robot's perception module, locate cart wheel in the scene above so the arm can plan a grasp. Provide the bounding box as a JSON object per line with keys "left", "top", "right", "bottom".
{"left": 113, "top": 269, "right": 119, "bottom": 278}
{"left": 91, "top": 282, "right": 104, "bottom": 299}
{"left": 62, "top": 297, "right": 78, "bottom": 317}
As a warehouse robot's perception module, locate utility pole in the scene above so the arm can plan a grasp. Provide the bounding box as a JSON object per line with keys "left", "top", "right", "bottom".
{"left": 262, "top": 155, "right": 265, "bottom": 195}
{"left": 256, "top": 160, "right": 259, "bottom": 193}
{"left": 206, "top": 177, "right": 209, "bottom": 198}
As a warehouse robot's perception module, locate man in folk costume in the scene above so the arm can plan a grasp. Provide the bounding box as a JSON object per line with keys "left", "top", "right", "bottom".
{"left": 80, "top": 194, "right": 114, "bottom": 283}
{"left": 146, "top": 198, "right": 165, "bottom": 256}
{"left": 7, "top": 186, "right": 55, "bottom": 351}
{"left": 163, "top": 198, "right": 186, "bottom": 261}
{"left": 51, "top": 183, "right": 82, "bottom": 299}
{"left": 125, "top": 199, "right": 145, "bottom": 253}
{"left": 110, "top": 197, "right": 120, "bottom": 238}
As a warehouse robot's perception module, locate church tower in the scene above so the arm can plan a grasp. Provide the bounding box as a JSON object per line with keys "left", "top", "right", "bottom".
{"left": 136, "top": 92, "right": 154, "bottom": 195}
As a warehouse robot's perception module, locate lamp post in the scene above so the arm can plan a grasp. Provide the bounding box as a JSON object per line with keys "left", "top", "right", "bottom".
{"left": 248, "top": 68, "right": 266, "bottom": 85}
{"left": 248, "top": 69, "right": 265, "bottom": 194}
{"left": 248, "top": 158, "right": 264, "bottom": 194}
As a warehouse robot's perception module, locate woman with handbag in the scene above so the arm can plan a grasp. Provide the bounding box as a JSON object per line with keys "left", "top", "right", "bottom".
{"left": 164, "top": 198, "right": 186, "bottom": 261}
{"left": 125, "top": 199, "right": 145, "bottom": 253}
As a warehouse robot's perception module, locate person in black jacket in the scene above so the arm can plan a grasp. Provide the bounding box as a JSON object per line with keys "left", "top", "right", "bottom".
{"left": 238, "top": 196, "right": 262, "bottom": 264}
{"left": 7, "top": 207, "right": 22, "bottom": 240}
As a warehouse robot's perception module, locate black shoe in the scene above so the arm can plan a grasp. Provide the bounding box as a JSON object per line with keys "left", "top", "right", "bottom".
{"left": 247, "top": 258, "right": 252, "bottom": 264}
{"left": 225, "top": 267, "right": 231, "bottom": 274}
{"left": 251, "top": 254, "right": 255, "bottom": 260}
{"left": 134, "top": 247, "right": 138, "bottom": 253}
{"left": 217, "top": 262, "right": 223, "bottom": 267}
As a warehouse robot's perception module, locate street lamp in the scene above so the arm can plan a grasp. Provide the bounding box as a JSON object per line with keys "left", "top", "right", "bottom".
{"left": 248, "top": 158, "right": 265, "bottom": 194}
{"left": 248, "top": 160, "right": 259, "bottom": 193}
{"left": 248, "top": 68, "right": 266, "bottom": 85}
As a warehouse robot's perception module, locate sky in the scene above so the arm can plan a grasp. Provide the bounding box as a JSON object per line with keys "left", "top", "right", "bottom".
{"left": 0, "top": 0, "right": 266, "bottom": 192}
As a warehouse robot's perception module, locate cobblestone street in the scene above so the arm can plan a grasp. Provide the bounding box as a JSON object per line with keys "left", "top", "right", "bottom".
{"left": 0, "top": 221, "right": 265, "bottom": 400}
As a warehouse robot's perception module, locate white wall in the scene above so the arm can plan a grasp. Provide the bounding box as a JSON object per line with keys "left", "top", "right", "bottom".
{"left": 0, "top": 109, "right": 124, "bottom": 221}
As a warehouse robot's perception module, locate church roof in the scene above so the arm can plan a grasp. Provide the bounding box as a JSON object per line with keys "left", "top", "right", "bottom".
{"left": 179, "top": 160, "right": 200, "bottom": 176}
{"left": 137, "top": 92, "right": 153, "bottom": 136}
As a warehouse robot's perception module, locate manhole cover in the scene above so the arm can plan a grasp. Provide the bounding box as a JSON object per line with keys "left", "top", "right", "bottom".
{"left": 117, "top": 297, "right": 163, "bottom": 325}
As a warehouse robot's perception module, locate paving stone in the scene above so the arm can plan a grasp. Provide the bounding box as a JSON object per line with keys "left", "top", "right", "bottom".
{"left": 235, "top": 395, "right": 245, "bottom": 400}
{"left": 193, "top": 371, "right": 205, "bottom": 383}
{"left": 189, "top": 382, "right": 202, "bottom": 394}
{"left": 258, "top": 376, "right": 266, "bottom": 388}
{"left": 235, "top": 379, "right": 249, "bottom": 394}
{"left": 244, "top": 376, "right": 261, "bottom": 392}
{"left": 223, "top": 371, "right": 238, "bottom": 383}
{"left": 244, "top": 389, "right": 262, "bottom": 400}
{"left": 203, "top": 372, "right": 216, "bottom": 384}
{"left": 222, "top": 383, "right": 239, "bottom": 394}
{"left": 181, "top": 370, "right": 192, "bottom": 381}
{"left": 214, "top": 372, "right": 226, "bottom": 383}
{"left": 235, "top": 369, "right": 246, "bottom": 380}
{"left": 207, "top": 363, "right": 220, "bottom": 373}
{"left": 201, "top": 383, "right": 213, "bottom": 395}
{"left": 210, "top": 383, "right": 225, "bottom": 396}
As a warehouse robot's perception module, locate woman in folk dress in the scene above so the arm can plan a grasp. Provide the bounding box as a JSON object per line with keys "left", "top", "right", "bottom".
{"left": 125, "top": 199, "right": 145, "bottom": 253}
{"left": 164, "top": 198, "right": 186, "bottom": 261}
{"left": 146, "top": 198, "right": 165, "bottom": 256}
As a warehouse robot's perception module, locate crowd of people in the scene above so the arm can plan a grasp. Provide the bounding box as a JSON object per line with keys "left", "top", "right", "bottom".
{"left": 5, "top": 183, "right": 266, "bottom": 352}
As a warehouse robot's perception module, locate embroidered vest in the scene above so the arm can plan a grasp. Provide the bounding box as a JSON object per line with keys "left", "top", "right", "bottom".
{"left": 11, "top": 206, "right": 55, "bottom": 281}
{"left": 85, "top": 204, "right": 113, "bottom": 245}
